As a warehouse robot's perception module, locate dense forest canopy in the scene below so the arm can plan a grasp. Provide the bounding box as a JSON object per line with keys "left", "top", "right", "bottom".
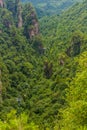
{"left": 0, "top": 0, "right": 87, "bottom": 130}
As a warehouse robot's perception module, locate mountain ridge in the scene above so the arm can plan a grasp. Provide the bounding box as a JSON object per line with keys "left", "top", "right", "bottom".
{"left": 22, "top": 0, "right": 83, "bottom": 17}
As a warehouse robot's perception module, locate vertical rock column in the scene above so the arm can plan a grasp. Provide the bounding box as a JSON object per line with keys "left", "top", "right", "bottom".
{"left": 0, "top": 0, "right": 4, "bottom": 8}
{"left": 18, "top": 3, "right": 23, "bottom": 28}
{"left": 29, "top": 12, "right": 39, "bottom": 38}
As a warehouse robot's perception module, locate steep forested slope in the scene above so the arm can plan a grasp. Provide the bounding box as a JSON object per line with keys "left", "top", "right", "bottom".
{"left": 40, "top": 1, "right": 87, "bottom": 51}
{"left": 0, "top": 0, "right": 87, "bottom": 130}
{"left": 39, "top": 1, "right": 87, "bottom": 129}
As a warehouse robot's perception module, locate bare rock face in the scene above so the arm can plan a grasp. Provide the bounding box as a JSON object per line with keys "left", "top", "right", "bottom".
{"left": 44, "top": 61, "right": 53, "bottom": 79}
{"left": 0, "top": 30, "right": 2, "bottom": 33}
{"left": 29, "top": 19, "right": 39, "bottom": 39}
{"left": 23, "top": 3, "right": 39, "bottom": 38}
{"left": 32, "top": 19, "right": 39, "bottom": 34}
{"left": 18, "top": 4, "right": 23, "bottom": 28}
{"left": 2, "top": 10, "right": 13, "bottom": 28}
{"left": 0, "top": 0, "right": 4, "bottom": 8}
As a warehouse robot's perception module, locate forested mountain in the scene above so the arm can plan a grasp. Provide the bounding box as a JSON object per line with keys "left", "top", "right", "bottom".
{"left": 0, "top": 0, "right": 87, "bottom": 130}
{"left": 22, "top": 0, "right": 83, "bottom": 17}
{"left": 40, "top": 1, "right": 87, "bottom": 50}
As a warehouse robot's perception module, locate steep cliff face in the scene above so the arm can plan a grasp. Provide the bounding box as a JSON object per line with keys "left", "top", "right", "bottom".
{"left": 0, "top": 1, "right": 39, "bottom": 38}
{"left": 0, "top": 0, "right": 4, "bottom": 8}
{"left": 2, "top": 0, "right": 15, "bottom": 28}
{"left": 23, "top": 3, "right": 39, "bottom": 39}
{"left": 5, "top": 0, "right": 23, "bottom": 28}
{"left": 0, "top": 8, "right": 14, "bottom": 29}
{"left": 18, "top": 3, "right": 23, "bottom": 28}
{"left": 28, "top": 12, "right": 39, "bottom": 38}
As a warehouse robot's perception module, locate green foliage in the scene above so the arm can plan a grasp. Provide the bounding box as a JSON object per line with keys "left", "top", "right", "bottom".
{"left": 22, "top": 3, "right": 38, "bottom": 38}
{"left": 0, "top": 8, "right": 14, "bottom": 30}
{"left": 59, "top": 52, "right": 87, "bottom": 130}
{"left": 40, "top": 1, "right": 87, "bottom": 53}
{"left": 0, "top": 0, "right": 87, "bottom": 129}
{"left": 66, "top": 31, "right": 84, "bottom": 56}
{"left": 0, "top": 110, "right": 39, "bottom": 130}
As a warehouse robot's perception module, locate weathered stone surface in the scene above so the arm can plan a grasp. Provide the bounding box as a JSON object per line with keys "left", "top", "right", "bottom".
{"left": 0, "top": 0, "right": 4, "bottom": 7}
{"left": 28, "top": 12, "right": 39, "bottom": 38}
{"left": 18, "top": 3, "right": 23, "bottom": 28}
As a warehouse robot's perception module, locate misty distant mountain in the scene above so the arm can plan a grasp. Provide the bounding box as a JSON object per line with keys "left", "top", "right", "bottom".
{"left": 21, "top": 0, "right": 83, "bottom": 17}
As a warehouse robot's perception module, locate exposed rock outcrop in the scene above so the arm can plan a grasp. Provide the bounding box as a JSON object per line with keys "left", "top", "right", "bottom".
{"left": 66, "top": 32, "right": 82, "bottom": 57}
{"left": 29, "top": 18, "right": 39, "bottom": 38}
{"left": 28, "top": 11, "right": 39, "bottom": 38}
{"left": 0, "top": 30, "right": 2, "bottom": 33}
{"left": 44, "top": 61, "right": 53, "bottom": 79}
{"left": 18, "top": 3, "right": 23, "bottom": 28}
{"left": 23, "top": 4, "right": 39, "bottom": 39}
{"left": 1, "top": 1, "right": 39, "bottom": 37}
{"left": 1, "top": 9, "right": 13, "bottom": 28}
{"left": 0, "top": 0, "right": 4, "bottom": 8}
